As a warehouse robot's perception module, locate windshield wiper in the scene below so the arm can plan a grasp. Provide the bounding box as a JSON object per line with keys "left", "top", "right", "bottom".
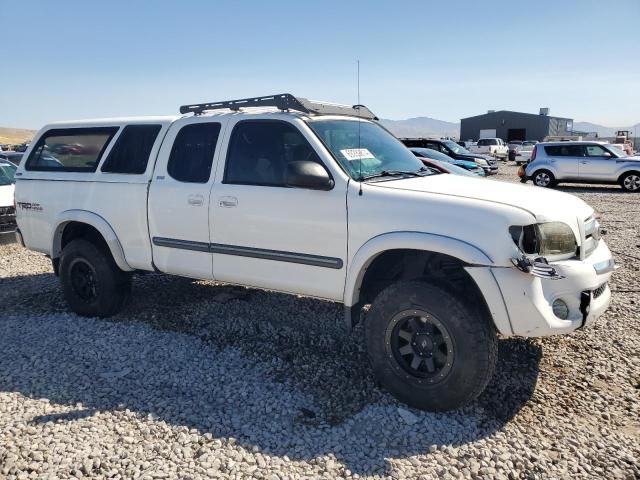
{"left": 359, "top": 168, "right": 430, "bottom": 182}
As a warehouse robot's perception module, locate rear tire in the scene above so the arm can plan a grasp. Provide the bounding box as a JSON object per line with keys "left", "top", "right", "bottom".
{"left": 365, "top": 280, "right": 497, "bottom": 411}
{"left": 532, "top": 169, "right": 555, "bottom": 188}
{"left": 620, "top": 172, "right": 640, "bottom": 192}
{"left": 60, "top": 239, "right": 131, "bottom": 317}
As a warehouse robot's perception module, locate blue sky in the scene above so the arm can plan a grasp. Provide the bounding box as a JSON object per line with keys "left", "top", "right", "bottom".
{"left": 1, "top": 0, "right": 639, "bottom": 129}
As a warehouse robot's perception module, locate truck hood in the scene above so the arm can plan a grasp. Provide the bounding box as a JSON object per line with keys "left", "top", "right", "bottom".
{"left": 457, "top": 153, "right": 494, "bottom": 162}
{"left": 371, "top": 174, "right": 594, "bottom": 224}
{"left": 0, "top": 184, "right": 14, "bottom": 207}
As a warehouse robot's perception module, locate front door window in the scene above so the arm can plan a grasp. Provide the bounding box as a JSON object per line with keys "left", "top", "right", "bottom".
{"left": 584, "top": 145, "right": 610, "bottom": 158}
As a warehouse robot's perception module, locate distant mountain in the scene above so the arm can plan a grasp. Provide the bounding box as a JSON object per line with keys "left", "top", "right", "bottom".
{"left": 0, "top": 127, "right": 35, "bottom": 144}
{"left": 572, "top": 122, "right": 640, "bottom": 138}
{"left": 379, "top": 117, "right": 459, "bottom": 139}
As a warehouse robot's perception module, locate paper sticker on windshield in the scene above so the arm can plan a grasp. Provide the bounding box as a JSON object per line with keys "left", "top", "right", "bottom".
{"left": 340, "top": 148, "right": 375, "bottom": 161}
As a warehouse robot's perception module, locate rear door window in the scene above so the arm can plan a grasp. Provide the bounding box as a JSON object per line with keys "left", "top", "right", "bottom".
{"left": 101, "top": 124, "right": 162, "bottom": 174}
{"left": 26, "top": 127, "right": 118, "bottom": 172}
{"left": 167, "top": 122, "right": 221, "bottom": 183}
{"left": 544, "top": 145, "right": 584, "bottom": 157}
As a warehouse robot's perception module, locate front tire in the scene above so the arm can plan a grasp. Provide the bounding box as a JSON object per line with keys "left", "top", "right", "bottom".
{"left": 60, "top": 239, "right": 131, "bottom": 317}
{"left": 620, "top": 172, "right": 640, "bottom": 192}
{"left": 365, "top": 281, "right": 497, "bottom": 411}
{"left": 532, "top": 169, "right": 555, "bottom": 188}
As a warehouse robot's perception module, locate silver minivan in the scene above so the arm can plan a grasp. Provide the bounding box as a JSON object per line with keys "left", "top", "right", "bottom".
{"left": 525, "top": 141, "right": 640, "bottom": 191}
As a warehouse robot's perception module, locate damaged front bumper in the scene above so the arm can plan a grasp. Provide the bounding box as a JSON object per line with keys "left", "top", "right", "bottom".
{"left": 491, "top": 240, "right": 614, "bottom": 337}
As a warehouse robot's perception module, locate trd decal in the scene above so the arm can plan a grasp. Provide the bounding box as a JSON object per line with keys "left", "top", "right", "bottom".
{"left": 17, "top": 202, "right": 43, "bottom": 212}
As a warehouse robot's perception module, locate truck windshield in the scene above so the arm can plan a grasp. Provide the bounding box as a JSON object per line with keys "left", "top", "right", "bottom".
{"left": 443, "top": 140, "right": 471, "bottom": 155}
{"left": 307, "top": 119, "right": 428, "bottom": 180}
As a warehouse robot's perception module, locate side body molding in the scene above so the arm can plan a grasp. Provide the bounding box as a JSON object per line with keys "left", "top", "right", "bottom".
{"left": 51, "top": 210, "right": 134, "bottom": 272}
{"left": 344, "top": 231, "right": 494, "bottom": 308}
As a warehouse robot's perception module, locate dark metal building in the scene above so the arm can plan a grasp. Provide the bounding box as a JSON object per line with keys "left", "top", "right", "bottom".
{"left": 460, "top": 109, "right": 574, "bottom": 142}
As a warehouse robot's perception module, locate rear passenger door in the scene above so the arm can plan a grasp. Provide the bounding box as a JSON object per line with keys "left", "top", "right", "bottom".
{"left": 147, "top": 118, "right": 225, "bottom": 279}
{"left": 544, "top": 145, "right": 582, "bottom": 179}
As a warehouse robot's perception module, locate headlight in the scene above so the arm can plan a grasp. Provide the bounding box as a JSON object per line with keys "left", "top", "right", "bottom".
{"left": 510, "top": 222, "right": 577, "bottom": 258}
{"left": 474, "top": 158, "right": 488, "bottom": 166}
{"left": 537, "top": 222, "right": 577, "bottom": 257}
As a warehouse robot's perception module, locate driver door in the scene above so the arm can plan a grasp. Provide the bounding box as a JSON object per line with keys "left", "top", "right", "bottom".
{"left": 210, "top": 118, "right": 348, "bottom": 301}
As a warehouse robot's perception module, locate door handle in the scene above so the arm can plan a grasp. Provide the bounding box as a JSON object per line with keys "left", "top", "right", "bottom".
{"left": 581, "top": 161, "right": 588, "bottom": 164}
{"left": 219, "top": 196, "right": 238, "bottom": 208}
{"left": 188, "top": 194, "right": 204, "bottom": 206}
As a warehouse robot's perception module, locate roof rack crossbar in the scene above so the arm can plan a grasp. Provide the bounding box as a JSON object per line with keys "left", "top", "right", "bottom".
{"left": 179, "top": 93, "right": 378, "bottom": 120}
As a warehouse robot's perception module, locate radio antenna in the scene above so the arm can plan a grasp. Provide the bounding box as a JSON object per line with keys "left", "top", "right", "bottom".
{"left": 357, "top": 60, "right": 363, "bottom": 196}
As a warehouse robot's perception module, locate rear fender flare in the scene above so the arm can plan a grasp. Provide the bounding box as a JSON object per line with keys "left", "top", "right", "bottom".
{"left": 51, "top": 210, "right": 133, "bottom": 272}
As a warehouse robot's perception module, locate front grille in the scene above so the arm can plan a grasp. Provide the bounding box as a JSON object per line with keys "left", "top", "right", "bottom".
{"left": 593, "top": 283, "right": 607, "bottom": 299}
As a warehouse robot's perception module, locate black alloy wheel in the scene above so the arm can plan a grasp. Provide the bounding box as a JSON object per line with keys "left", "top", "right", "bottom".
{"left": 387, "top": 309, "right": 454, "bottom": 384}
{"left": 69, "top": 258, "right": 98, "bottom": 301}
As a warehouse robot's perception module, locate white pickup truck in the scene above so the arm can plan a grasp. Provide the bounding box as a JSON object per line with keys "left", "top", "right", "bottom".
{"left": 468, "top": 138, "right": 509, "bottom": 160}
{"left": 15, "top": 94, "right": 615, "bottom": 411}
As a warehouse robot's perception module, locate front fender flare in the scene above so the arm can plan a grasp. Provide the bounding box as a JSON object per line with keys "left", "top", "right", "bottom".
{"left": 51, "top": 210, "right": 134, "bottom": 272}
{"left": 343, "top": 231, "right": 494, "bottom": 308}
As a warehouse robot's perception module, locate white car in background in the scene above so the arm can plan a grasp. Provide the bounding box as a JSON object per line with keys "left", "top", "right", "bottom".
{"left": 0, "top": 159, "right": 17, "bottom": 237}
{"left": 468, "top": 138, "right": 509, "bottom": 160}
{"left": 515, "top": 144, "right": 534, "bottom": 165}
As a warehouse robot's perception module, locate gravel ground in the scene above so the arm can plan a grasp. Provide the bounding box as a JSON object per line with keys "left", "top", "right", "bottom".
{"left": 0, "top": 163, "right": 638, "bottom": 479}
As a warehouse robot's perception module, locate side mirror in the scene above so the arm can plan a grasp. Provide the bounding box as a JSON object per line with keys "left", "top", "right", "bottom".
{"left": 286, "top": 161, "right": 334, "bottom": 190}
{"left": 603, "top": 151, "right": 612, "bottom": 158}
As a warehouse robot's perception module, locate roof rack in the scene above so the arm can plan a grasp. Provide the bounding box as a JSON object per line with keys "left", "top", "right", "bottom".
{"left": 179, "top": 93, "right": 378, "bottom": 120}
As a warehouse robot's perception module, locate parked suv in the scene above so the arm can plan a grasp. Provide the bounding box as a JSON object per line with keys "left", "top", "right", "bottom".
{"left": 525, "top": 141, "right": 640, "bottom": 191}
{"left": 15, "top": 94, "right": 614, "bottom": 411}
{"left": 400, "top": 138, "right": 498, "bottom": 175}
